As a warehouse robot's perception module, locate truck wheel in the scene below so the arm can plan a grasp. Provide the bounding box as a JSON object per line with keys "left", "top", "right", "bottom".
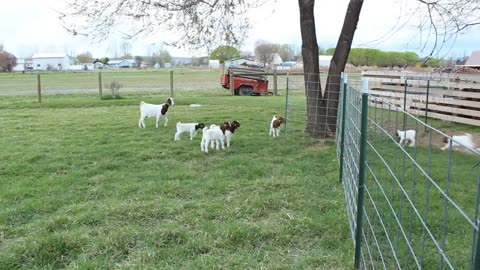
{"left": 239, "top": 86, "right": 254, "bottom": 96}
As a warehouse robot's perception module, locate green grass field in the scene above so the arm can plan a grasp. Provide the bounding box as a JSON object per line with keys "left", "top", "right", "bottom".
{"left": 0, "top": 92, "right": 353, "bottom": 269}
{"left": 2, "top": 70, "right": 480, "bottom": 269}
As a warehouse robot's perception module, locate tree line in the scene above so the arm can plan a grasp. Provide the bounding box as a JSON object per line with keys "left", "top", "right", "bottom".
{"left": 324, "top": 48, "right": 442, "bottom": 68}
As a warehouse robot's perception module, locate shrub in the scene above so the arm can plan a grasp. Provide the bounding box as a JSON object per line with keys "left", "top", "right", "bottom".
{"left": 104, "top": 80, "right": 123, "bottom": 99}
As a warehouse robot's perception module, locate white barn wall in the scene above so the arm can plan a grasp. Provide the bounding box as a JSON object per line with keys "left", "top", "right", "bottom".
{"left": 32, "top": 53, "right": 70, "bottom": 70}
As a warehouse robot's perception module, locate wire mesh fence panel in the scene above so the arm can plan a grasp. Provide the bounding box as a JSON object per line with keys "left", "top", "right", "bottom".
{"left": 338, "top": 75, "right": 480, "bottom": 269}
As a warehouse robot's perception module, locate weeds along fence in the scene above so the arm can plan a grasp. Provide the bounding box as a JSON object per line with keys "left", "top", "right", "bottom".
{"left": 336, "top": 75, "right": 480, "bottom": 269}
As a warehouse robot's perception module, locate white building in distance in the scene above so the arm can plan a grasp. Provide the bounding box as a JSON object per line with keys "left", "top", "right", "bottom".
{"left": 32, "top": 53, "right": 71, "bottom": 70}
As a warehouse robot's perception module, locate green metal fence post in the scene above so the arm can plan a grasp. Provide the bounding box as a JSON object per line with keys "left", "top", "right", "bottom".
{"left": 284, "top": 73, "right": 289, "bottom": 135}
{"left": 339, "top": 73, "right": 348, "bottom": 183}
{"left": 170, "top": 70, "right": 174, "bottom": 97}
{"left": 354, "top": 78, "right": 369, "bottom": 270}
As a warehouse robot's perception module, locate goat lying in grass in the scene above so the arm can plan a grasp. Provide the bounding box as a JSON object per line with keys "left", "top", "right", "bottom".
{"left": 441, "top": 133, "right": 479, "bottom": 151}
{"left": 174, "top": 122, "right": 205, "bottom": 141}
{"left": 138, "top": 97, "right": 174, "bottom": 128}
{"left": 269, "top": 115, "right": 285, "bottom": 137}
{"left": 396, "top": 129, "right": 416, "bottom": 147}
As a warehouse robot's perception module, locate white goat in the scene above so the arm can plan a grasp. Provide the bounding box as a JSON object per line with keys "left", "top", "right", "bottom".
{"left": 441, "top": 133, "right": 477, "bottom": 151}
{"left": 201, "top": 125, "right": 225, "bottom": 153}
{"left": 269, "top": 115, "right": 285, "bottom": 137}
{"left": 396, "top": 129, "right": 416, "bottom": 147}
{"left": 208, "top": 121, "right": 241, "bottom": 148}
{"left": 174, "top": 122, "right": 205, "bottom": 141}
{"left": 138, "top": 97, "right": 174, "bottom": 128}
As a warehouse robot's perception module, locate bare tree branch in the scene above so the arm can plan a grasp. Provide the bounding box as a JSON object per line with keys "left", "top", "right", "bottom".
{"left": 59, "top": 0, "right": 265, "bottom": 50}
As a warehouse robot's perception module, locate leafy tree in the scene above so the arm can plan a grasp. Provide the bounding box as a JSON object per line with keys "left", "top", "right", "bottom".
{"left": 277, "top": 44, "right": 295, "bottom": 62}
{"left": 209, "top": 45, "right": 241, "bottom": 63}
{"left": 99, "top": 57, "right": 109, "bottom": 65}
{"left": 325, "top": 48, "right": 335, "bottom": 55}
{"left": 76, "top": 51, "right": 93, "bottom": 63}
{"left": 0, "top": 48, "right": 17, "bottom": 72}
{"left": 254, "top": 40, "right": 277, "bottom": 67}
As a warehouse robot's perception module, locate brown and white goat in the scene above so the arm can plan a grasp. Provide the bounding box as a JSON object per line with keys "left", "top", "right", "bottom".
{"left": 138, "top": 97, "right": 174, "bottom": 128}
{"left": 269, "top": 115, "right": 285, "bottom": 137}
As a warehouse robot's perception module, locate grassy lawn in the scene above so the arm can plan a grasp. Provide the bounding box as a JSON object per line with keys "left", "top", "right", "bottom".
{"left": 0, "top": 93, "right": 352, "bottom": 269}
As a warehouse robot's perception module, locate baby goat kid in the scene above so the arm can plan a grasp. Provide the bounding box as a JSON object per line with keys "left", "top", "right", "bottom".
{"left": 396, "top": 129, "right": 416, "bottom": 147}
{"left": 269, "top": 115, "right": 285, "bottom": 137}
{"left": 201, "top": 125, "right": 225, "bottom": 153}
{"left": 138, "top": 97, "right": 174, "bottom": 128}
{"left": 222, "top": 120, "right": 240, "bottom": 148}
{"left": 174, "top": 122, "right": 205, "bottom": 141}
{"left": 441, "top": 133, "right": 478, "bottom": 151}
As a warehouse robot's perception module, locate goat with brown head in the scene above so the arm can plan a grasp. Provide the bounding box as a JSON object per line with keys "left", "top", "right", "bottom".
{"left": 269, "top": 115, "right": 284, "bottom": 137}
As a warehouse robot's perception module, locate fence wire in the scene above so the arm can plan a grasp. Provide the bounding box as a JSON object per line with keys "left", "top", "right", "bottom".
{"left": 337, "top": 75, "right": 480, "bottom": 269}
{"left": 283, "top": 72, "right": 341, "bottom": 141}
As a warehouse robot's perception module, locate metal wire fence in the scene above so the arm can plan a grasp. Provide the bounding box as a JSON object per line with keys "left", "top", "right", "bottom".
{"left": 282, "top": 72, "right": 342, "bottom": 141}
{"left": 337, "top": 75, "right": 480, "bottom": 269}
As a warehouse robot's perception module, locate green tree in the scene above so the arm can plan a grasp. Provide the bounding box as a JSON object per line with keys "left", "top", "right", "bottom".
{"left": 254, "top": 40, "right": 277, "bottom": 67}
{"left": 99, "top": 57, "right": 109, "bottom": 65}
{"left": 209, "top": 45, "right": 241, "bottom": 63}
{"left": 277, "top": 44, "right": 295, "bottom": 62}
{"left": 76, "top": 51, "right": 93, "bottom": 63}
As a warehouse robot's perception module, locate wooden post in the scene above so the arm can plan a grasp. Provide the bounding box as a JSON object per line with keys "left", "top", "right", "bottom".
{"left": 230, "top": 70, "right": 235, "bottom": 96}
{"left": 37, "top": 74, "right": 42, "bottom": 103}
{"left": 273, "top": 69, "right": 278, "bottom": 96}
{"left": 170, "top": 70, "right": 174, "bottom": 97}
{"left": 98, "top": 72, "right": 103, "bottom": 100}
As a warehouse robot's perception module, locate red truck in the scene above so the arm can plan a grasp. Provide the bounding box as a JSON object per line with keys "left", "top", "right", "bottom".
{"left": 220, "top": 66, "right": 269, "bottom": 96}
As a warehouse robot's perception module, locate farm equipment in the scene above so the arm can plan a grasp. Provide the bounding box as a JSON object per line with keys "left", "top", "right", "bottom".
{"left": 220, "top": 66, "right": 270, "bottom": 95}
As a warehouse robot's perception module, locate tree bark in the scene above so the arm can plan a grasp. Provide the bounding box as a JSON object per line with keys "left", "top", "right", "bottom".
{"left": 298, "top": 0, "right": 326, "bottom": 137}
{"left": 324, "top": 0, "right": 364, "bottom": 134}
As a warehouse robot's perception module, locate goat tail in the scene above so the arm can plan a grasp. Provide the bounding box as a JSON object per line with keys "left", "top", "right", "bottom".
{"left": 176, "top": 122, "right": 182, "bottom": 128}
{"left": 140, "top": 101, "right": 145, "bottom": 107}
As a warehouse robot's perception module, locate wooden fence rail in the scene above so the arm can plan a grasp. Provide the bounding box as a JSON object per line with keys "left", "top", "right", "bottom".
{"left": 363, "top": 71, "right": 480, "bottom": 126}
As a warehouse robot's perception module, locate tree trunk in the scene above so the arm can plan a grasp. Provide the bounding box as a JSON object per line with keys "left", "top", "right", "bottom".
{"left": 298, "top": 0, "right": 326, "bottom": 137}
{"left": 324, "top": 0, "right": 364, "bottom": 134}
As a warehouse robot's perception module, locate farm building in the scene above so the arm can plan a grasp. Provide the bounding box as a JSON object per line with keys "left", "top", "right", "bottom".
{"left": 13, "top": 58, "right": 24, "bottom": 71}
{"left": 108, "top": 59, "right": 138, "bottom": 68}
{"left": 464, "top": 50, "right": 480, "bottom": 68}
{"left": 32, "top": 53, "right": 72, "bottom": 70}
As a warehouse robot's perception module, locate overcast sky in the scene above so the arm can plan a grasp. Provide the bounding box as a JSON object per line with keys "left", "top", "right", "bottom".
{"left": 1, "top": 0, "right": 479, "bottom": 59}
